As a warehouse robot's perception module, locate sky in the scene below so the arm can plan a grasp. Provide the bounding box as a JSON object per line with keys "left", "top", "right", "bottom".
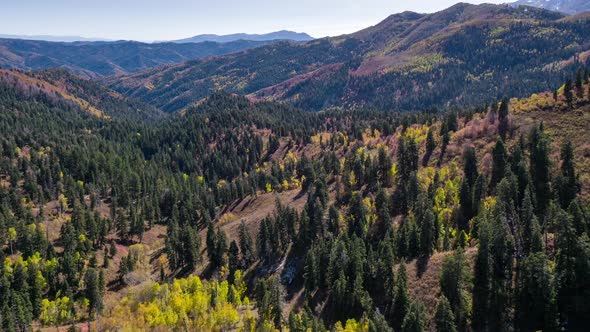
{"left": 1, "top": 0, "right": 507, "bottom": 41}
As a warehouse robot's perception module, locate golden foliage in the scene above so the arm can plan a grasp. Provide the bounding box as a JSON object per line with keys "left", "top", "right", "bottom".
{"left": 101, "top": 274, "right": 251, "bottom": 331}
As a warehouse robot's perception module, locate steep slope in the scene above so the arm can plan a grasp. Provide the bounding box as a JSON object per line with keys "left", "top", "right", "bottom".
{"left": 511, "top": 0, "right": 590, "bottom": 14}
{"left": 172, "top": 30, "right": 314, "bottom": 43}
{"left": 0, "top": 38, "right": 274, "bottom": 78}
{"left": 0, "top": 68, "right": 162, "bottom": 120}
{"left": 108, "top": 3, "right": 590, "bottom": 113}
{"left": 107, "top": 39, "right": 358, "bottom": 113}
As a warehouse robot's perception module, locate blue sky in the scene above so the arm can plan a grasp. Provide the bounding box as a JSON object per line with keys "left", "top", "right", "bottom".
{"left": 2, "top": 0, "right": 506, "bottom": 41}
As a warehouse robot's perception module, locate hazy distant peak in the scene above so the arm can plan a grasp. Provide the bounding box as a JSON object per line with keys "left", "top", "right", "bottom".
{"left": 0, "top": 34, "right": 113, "bottom": 43}
{"left": 510, "top": 0, "right": 590, "bottom": 14}
{"left": 172, "top": 30, "right": 314, "bottom": 44}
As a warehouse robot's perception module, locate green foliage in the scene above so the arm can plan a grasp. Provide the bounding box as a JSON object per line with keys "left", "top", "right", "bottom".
{"left": 401, "top": 301, "right": 426, "bottom": 332}
{"left": 439, "top": 249, "right": 470, "bottom": 330}
{"left": 434, "top": 295, "right": 457, "bottom": 332}
{"left": 515, "top": 252, "right": 558, "bottom": 331}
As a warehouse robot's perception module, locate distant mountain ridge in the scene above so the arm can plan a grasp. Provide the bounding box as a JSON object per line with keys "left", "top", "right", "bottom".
{"left": 172, "top": 30, "right": 314, "bottom": 43}
{"left": 0, "top": 38, "right": 276, "bottom": 78}
{"left": 0, "top": 34, "right": 113, "bottom": 43}
{"left": 4, "top": 3, "right": 590, "bottom": 113}
{"left": 510, "top": 0, "right": 590, "bottom": 14}
{"left": 108, "top": 3, "right": 590, "bottom": 113}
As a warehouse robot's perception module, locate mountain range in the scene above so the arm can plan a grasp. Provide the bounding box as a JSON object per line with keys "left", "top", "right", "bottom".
{"left": 0, "top": 38, "right": 275, "bottom": 78}
{"left": 0, "top": 34, "right": 113, "bottom": 43}
{"left": 107, "top": 3, "right": 590, "bottom": 113}
{"left": 172, "top": 30, "right": 314, "bottom": 43}
{"left": 2, "top": 3, "right": 589, "bottom": 110}
{"left": 2, "top": 2, "right": 590, "bottom": 332}
{"left": 510, "top": 0, "right": 590, "bottom": 14}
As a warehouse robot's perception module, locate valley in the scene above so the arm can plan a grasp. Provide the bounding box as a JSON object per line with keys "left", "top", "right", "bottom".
{"left": 1, "top": 2, "right": 590, "bottom": 332}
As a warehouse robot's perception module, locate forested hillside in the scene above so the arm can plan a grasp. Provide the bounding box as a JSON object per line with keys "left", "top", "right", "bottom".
{"left": 1, "top": 55, "right": 590, "bottom": 331}
{"left": 108, "top": 4, "right": 590, "bottom": 113}
{"left": 0, "top": 38, "right": 276, "bottom": 78}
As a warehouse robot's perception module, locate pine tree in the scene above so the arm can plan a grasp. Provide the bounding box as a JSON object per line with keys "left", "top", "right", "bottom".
{"left": 130, "top": 207, "right": 144, "bottom": 243}
{"left": 370, "top": 310, "right": 394, "bottom": 332}
{"left": 459, "top": 179, "right": 473, "bottom": 231}
{"left": 27, "top": 263, "right": 43, "bottom": 318}
{"left": 84, "top": 268, "right": 103, "bottom": 318}
{"left": 215, "top": 227, "right": 228, "bottom": 269}
{"left": 165, "top": 217, "right": 180, "bottom": 270}
{"left": 238, "top": 220, "right": 255, "bottom": 266}
{"left": 568, "top": 199, "right": 588, "bottom": 236}
{"left": 440, "top": 249, "right": 470, "bottom": 330}
{"left": 490, "top": 137, "right": 507, "bottom": 191}
{"left": 206, "top": 221, "right": 217, "bottom": 263}
{"left": 435, "top": 295, "right": 457, "bottom": 332}
{"left": 472, "top": 218, "right": 491, "bottom": 332}
{"left": 463, "top": 146, "right": 478, "bottom": 188}
{"left": 498, "top": 98, "right": 510, "bottom": 139}
{"left": 488, "top": 210, "right": 515, "bottom": 331}
{"left": 529, "top": 124, "right": 551, "bottom": 218}
{"left": 103, "top": 250, "right": 109, "bottom": 268}
{"left": 420, "top": 210, "right": 435, "bottom": 256}
{"left": 401, "top": 301, "right": 426, "bottom": 332}
{"left": 423, "top": 128, "right": 436, "bottom": 167}
{"left": 228, "top": 240, "right": 240, "bottom": 276}
{"left": 446, "top": 110, "right": 458, "bottom": 133}
{"left": 564, "top": 79, "right": 574, "bottom": 108}
{"left": 183, "top": 226, "right": 201, "bottom": 270}
{"left": 555, "top": 210, "right": 590, "bottom": 329}
{"left": 390, "top": 264, "right": 409, "bottom": 330}
{"left": 472, "top": 174, "right": 487, "bottom": 217}
{"left": 556, "top": 141, "right": 579, "bottom": 208}
{"left": 378, "top": 147, "right": 394, "bottom": 187}
{"left": 349, "top": 192, "right": 369, "bottom": 238}
{"left": 515, "top": 252, "right": 558, "bottom": 332}
{"left": 115, "top": 209, "right": 129, "bottom": 242}
{"left": 521, "top": 190, "right": 538, "bottom": 255}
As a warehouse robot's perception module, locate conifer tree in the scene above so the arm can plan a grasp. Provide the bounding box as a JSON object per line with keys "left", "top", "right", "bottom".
{"left": 228, "top": 240, "right": 240, "bottom": 276}
{"left": 84, "top": 268, "right": 103, "bottom": 318}
{"left": 206, "top": 221, "right": 217, "bottom": 263}
{"left": 472, "top": 218, "right": 491, "bottom": 332}
{"left": 390, "top": 263, "right": 409, "bottom": 330}
{"left": 420, "top": 210, "right": 435, "bottom": 256}
{"left": 515, "top": 252, "right": 558, "bottom": 332}
{"left": 555, "top": 210, "right": 590, "bottom": 329}
{"left": 568, "top": 199, "right": 588, "bottom": 236}
{"left": 401, "top": 301, "right": 426, "bottom": 332}
{"left": 423, "top": 128, "right": 436, "bottom": 167}
{"left": 529, "top": 124, "right": 551, "bottom": 218}
{"left": 115, "top": 209, "right": 129, "bottom": 242}
{"left": 556, "top": 141, "right": 579, "bottom": 208}
{"left": 435, "top": 295, "right": 457, "bottom": 332}
{"left": 490, "top": 137, "right": 507, "bottom": 191}
{"left": 440, "top": 249, "right": 470, "bottom": 330}
{"left": 498, "top": 98, "right": 510, "bottom": 139}
{"left": 488, "top": 210, "right": 515, "bottom": 331}
{"left": 463, "top": 146, "right": 478, "bottom": 188}
{"left": 238, "top": 220, "right": 255, "bottom": 266}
